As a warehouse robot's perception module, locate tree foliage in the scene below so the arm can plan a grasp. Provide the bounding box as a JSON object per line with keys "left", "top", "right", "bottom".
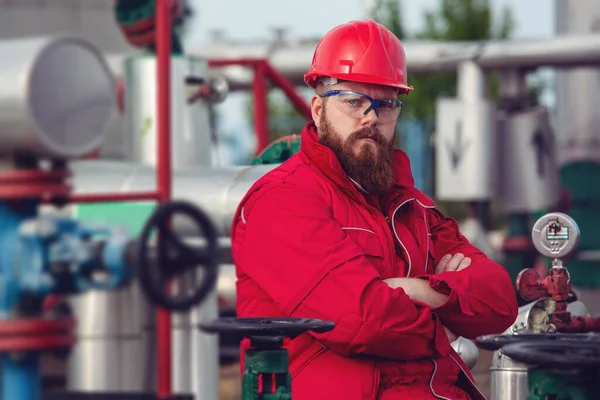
{"left": 376, "top": 0, "right": 516, "bottom": 121}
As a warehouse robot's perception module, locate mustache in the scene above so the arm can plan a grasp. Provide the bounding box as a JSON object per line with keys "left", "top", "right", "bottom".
{"left": 349, "top": 126, "right": 388, "bottom": 145}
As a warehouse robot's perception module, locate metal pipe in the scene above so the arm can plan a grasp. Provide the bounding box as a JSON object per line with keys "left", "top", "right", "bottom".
{"left": 68, "top": 191, "right": 160, "bottom": 203}
{"left": 155, "top": 0, "right": 173, "bottom": 396}
{"left": 69, "top": 161, "right": 277, "bottom": 236}
{"left": 253, "top": 61, "right": 269, "bottom": 154}
{"left": 457, "top": 61, "right": 487, "bottom": 102}
{"left": 207, "top": 58, "right": 311, "bottom": 147}
{"left": 262, "top": 61, "right": 312, "bottom": 119}
{"left": 184, "top": 34, "right": 600, "bottom": 90}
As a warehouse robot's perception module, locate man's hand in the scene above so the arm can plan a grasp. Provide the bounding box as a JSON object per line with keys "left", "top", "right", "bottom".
{"left": 383, "top": 277, "right": 448, "bottom": 309}
{"left": 435, "top": 253, "right": 471, "bottom": 274}
{"left": 383, "top": 278, "right": 459, "bottom": 343}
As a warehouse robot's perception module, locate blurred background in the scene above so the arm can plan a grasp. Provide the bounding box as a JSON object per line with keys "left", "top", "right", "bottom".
{"left": 1, "top": 0, "right": 599, "bottom": 399}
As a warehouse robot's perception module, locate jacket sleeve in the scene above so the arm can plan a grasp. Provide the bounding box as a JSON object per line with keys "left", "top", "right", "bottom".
{"left": 423, "top": 208, "right": 518, "bottom": 339}
{"left": 233, "top": 183, "right": 454, "bottom": 360}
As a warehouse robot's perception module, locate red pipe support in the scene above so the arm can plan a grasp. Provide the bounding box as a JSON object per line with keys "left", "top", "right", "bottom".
{"left": 262, "top": 62, "right": 311, "bottom": 119}
{"left": 253, "top": 61, "right": 269, "bottom": 154}
{"left": 208, "top": 58, "right": 312, "bottom": 153}
{"left": 68, "top": 192, "right": 161, "bottom": 203}
{"left": 155, "top": 0, "right": 173, "bottom": 397}
{"left": 207, "top": 58, "right": 263, "bottom": 68}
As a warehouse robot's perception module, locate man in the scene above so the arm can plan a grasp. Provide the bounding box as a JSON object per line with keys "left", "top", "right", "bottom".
{"left": 231, "top": 19, "right": 518, "bottom": 400}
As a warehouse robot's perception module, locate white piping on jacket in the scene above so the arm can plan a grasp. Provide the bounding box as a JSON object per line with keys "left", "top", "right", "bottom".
{"left": 240, "top": 206, "right": 247, "bottom": 224}
{"left": 341, "top": 227, "right": 376, "bottom": 235}
{"left": 390, "top": 198, "right": 435, "bottom": 277}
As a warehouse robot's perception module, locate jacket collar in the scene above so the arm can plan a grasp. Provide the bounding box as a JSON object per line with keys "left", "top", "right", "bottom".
{"left": 299, "top": 121, "right": 435, "bottom": 208}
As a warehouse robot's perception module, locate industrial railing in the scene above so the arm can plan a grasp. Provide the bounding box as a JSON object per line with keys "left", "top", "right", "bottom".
{"left": 208, "top": 58, "right": 312, "bottom": 154}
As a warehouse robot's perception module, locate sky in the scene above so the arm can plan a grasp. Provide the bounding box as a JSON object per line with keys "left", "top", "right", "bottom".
{"left": 186, "top": 0, "right": 555, "bottom": 43}
{"left": 182, "top": 0, "right": 556, "bottom": 163}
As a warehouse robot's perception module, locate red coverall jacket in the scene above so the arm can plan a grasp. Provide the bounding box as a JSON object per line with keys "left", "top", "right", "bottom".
{"left": 231, "top": 121, "right": 518, "bottom": 400}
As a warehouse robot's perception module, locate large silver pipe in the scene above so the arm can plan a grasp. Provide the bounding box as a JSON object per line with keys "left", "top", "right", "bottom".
{"left": 184, "top": 34, "right": 600, "bottom": 90}
{"left": 70, "top": 161, "right": 276, "bottom": 236}
{"left": 0, "top": 35, "right": 116, "bottom": 158}
{"left": 104, "top": 34, "right": 600, "bottom": 92}
{"left": 66, "top": 281, "right": 155, "bottom": 392}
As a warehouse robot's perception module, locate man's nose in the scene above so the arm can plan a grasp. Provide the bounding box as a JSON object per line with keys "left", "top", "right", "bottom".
{"left": 361, "top": 106, "right": 380, "bottom": 125}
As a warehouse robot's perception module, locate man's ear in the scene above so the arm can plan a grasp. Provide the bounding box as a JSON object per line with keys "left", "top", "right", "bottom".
{"left": 311, "top": 95, "right": 323, "bottom": 129}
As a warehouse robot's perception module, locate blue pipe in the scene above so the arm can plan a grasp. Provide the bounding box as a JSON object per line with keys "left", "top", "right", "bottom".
{"left": 2, "top": 353, "right": 41, "bottom": 400}
{"left": 0, "top": 200, "right": 39, "bottom": 400}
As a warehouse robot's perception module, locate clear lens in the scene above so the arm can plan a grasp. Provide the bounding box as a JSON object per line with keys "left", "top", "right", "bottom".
{"left": 328, "top": 91, "right": 402, "bottom": 122}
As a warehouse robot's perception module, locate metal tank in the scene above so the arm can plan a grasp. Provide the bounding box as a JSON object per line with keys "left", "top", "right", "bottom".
{"left": 66, "top": 55, "right": 224, "bottom": 396}
{"left": 489, "top": 299, "right": 590, "bottom": 400}
{"left": 555, "top": 0, "right": 600, "bottom": 165}
{"left": 0, "top": 35, "right": 116, "bottom": 158}
{"left": 122, "top": 56, "right": 216, "bottom": 168}
{"left": 495, "top": 106, "right": 560, "bottom": 213}
{"left": 554, "top": 0, "right": 600, "bottom": 316}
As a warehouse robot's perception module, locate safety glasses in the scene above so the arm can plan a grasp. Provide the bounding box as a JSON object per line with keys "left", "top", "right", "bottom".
{"left": 319, "top": 90, "right": 403, "bottom": 123}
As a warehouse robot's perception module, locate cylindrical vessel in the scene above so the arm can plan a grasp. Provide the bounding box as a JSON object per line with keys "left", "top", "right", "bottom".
{"left": 0, "top": 35, "right": 116, "bottom": 158}
{"left": 123, "top": 55, "right": 216, "bottom": 168}
{"left": 555, "top": 0, "right": 600, "bottom": 165}
{"left": 66, "top": 281, "right": 155, "bottom": 391}
{"left": 489, "top": 352, "right": 530, "bottom": 400}
{"left": 496, "top": 107, "right": 560, "bottom": 213}
{"left": 554, "top": 0, "right": 600, "bottom": 317}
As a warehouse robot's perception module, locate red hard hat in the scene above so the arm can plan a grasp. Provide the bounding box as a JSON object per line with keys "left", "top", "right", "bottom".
{"left": 304, "top": 19, "right": 413, "bottom": 94}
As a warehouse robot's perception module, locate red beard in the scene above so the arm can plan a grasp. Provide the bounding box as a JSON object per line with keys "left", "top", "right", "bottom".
{"left": 318, "top": 112, "right": 395, "bottom": 195}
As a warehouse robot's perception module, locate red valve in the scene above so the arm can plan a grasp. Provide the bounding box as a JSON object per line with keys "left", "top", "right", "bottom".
{"left": 517, "top": 267, "right": 600, "bottom": 333}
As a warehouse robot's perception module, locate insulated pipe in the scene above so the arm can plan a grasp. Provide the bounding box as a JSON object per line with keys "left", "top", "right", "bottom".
{"left": 69, "top": 161, "right": 277, "bottom": 236}
{"left": 174, "top": 34, "right": 600, "bottom": 90}
{"left": 106, "top": 34, "right": 600, "bottom": 92}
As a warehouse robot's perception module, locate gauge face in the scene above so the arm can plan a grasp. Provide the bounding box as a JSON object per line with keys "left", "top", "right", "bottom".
{"left": 531, "top": 212, "right": 580, "bottom": 259}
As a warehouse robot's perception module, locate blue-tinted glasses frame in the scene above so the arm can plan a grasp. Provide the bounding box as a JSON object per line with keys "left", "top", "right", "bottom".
{"left": 318, "top": 89, "right": 404, "bottom": 119}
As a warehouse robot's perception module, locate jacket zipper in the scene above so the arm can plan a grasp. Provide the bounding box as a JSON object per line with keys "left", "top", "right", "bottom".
{"left": 383, "top": 215, "right": 398, "bottom": 277}
{"left": 392, "top": 198, "right": 456, "bottom": 400}
{"left": 389, "top": 198, "right": 415, "bottom": 277}
{"left": 388, "top": 198, "right": 436, "bottom": 277}
{"left": 423, "top": 208, "right": 430, "bottom": 274}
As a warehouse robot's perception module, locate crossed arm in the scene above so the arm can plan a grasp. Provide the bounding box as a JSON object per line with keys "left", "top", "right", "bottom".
{"left": 384, "top": 253, "right": 472, "bottom": 341}
{"left": 384, "top": 209, "right": 518, "bottom": 340}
